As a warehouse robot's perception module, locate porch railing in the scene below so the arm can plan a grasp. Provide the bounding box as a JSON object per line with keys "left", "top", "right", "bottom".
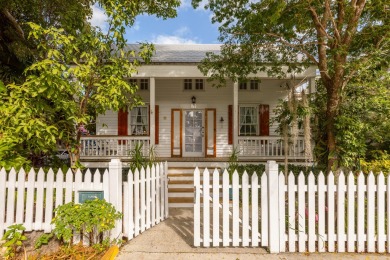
{"left": 237, "top": 136, "right": 308, "bottom": 160}
{"left": 80, "top": 136, "right": 150, "bottom": 158}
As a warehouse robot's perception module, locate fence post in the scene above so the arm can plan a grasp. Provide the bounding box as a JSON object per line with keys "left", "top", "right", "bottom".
{"left": 109, "top": 159, "right": 123, "bottom": 240}
{"left": 267, "top": 160, "right": 280, "bottom": 253}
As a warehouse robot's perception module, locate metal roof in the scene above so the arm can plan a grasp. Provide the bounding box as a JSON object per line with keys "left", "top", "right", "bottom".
{"left": 126, "top": 44, "right": 221, "bottom": 63}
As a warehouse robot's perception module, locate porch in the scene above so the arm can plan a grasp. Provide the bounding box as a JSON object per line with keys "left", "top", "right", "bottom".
{"left": 80, "top": 135, "right": 309, "bottom": 161}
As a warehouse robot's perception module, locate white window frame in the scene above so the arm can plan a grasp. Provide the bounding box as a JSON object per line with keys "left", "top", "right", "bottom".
{"left": 239, "top": 105, "right": 258, "bottom": 136}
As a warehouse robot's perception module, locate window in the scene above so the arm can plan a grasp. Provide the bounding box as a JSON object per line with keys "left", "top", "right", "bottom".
{"left": 130, "top": 106, "right": 149, "bottom": 135}
{"left": 250, "top": 80, "right": 259, "bottom": 90}
{"left": 239, "top": 80, "right": 259, "bottom": 90}
{"left": 184, "top": 79, "right": 192, "bottom": 90}
{"left": 184, "top": 79, "right": 204, "bottom": 90}
{"left": 239, "top": 81, "right": 247, "bottom": 90}
{"left": 128, "top": 78, "right": 149, "bottom": 90}
{"left": 140, "top": 79, "right": 149, "bottom": 90}
{"left": 129, "top": 79, "right": 137, "bottom": 85}
{"left": 195, "top": 79, "right": 204, "bottom": 90}
{"left": 239, "top": 106, "right": 258, "bottom": 136}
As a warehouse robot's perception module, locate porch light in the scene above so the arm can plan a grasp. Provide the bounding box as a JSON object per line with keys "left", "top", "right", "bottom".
{"left": 220, "top": 117, "right": 224, "bottom": 123}
{"left": 191, "top": 96, "right": 196, "bottom": 104}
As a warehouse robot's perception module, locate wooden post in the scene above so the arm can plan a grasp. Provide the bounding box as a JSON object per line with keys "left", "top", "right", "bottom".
{"left": 267, "top": 160, "right": 280, "bottom": 253}
{"left": 108, "top": 159, "right": 123, "bottom": 240}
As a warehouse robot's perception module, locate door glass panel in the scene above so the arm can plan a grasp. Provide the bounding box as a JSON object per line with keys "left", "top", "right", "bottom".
{"left": 184, "top": 110, "right": 203, "bottom": 153}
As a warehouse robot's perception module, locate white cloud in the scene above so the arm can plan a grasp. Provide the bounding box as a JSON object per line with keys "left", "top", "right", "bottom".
{"left": 175, "top": 26, "right": 190, "bottom": 36}
{"left": 132, "top": 21, "right": 140, "bottom": 31}
{"left": 89, "top": 5, "right": 109, "bottom": 32}
{"left": 151, "top": 25, "right": 199, "bottom": 44}
{"left": 151, "top": 35, "right": 198, "bottom": 44}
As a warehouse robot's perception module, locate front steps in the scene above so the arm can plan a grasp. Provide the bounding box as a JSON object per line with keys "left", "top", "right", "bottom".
{"left": 168, "top": 162, "right": 226, "bottom": 208}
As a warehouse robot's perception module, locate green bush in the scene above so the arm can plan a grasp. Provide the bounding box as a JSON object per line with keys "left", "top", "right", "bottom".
{"left": 52, "top": 199, "right": 122, "bottom": 245}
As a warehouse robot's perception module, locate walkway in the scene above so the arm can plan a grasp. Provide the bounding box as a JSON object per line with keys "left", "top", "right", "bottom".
{"left": 117, "top": 208, "right": 390, "bottom": 260}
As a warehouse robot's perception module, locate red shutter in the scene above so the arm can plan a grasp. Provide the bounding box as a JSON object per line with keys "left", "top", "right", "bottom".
{"left": 228, "top": 105, "right": 233, "bottom": 144}
{"left": 118, "top": 108, "right": 128, "bottom": 136}
{"left": 155, "top": 105, "right": 159, "bottom": 144}
{"left": 259, "top": 104, "right": 269, "bottom": 136}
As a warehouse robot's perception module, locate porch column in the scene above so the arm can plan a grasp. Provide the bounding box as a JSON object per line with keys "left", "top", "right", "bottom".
{"left": 233, "top": 81, "right": 238, "bottom": 147}
{"left": 309, "top": 77, "right": 316, "bottom": 94}
{"left": 150, "top": 77, "right": 155, "bottom": 146}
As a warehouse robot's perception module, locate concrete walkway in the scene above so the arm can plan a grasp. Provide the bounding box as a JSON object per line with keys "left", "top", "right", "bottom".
{"left": 117, "top": 208, "right": 390, "bottom": 260}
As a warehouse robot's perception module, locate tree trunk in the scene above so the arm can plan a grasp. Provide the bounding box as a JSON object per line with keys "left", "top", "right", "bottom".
{"left": 325, "top": 80, "right": 341, "bottom": 172}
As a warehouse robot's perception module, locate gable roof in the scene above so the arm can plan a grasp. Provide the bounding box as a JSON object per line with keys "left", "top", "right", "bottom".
{"left": 126, "top": 44, "right": 221, "bottom": 63}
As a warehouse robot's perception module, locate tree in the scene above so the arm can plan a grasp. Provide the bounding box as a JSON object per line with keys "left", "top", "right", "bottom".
{"left": 0, "top": 0, "right": 180, "bottom": 83}
{"left": 312, "top": 66, "right": 390, "bottom": 169}
{"left": 192, "top": 0, "right": 390, "bottom": 170}
{"left": 0, "top": 0, "right": 180, "bottom": 169}
{"left": 0, "top": 0, "right": 94, "bottom": 83}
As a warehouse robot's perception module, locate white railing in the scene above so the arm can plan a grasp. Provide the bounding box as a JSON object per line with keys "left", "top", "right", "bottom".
{"left": 194, "top": 162, "right": 390, "bottom": 253}
{"left": 0, "top": 160, "right": 169, "bottom": 244}
{"left": 80, "top": 136, "right": 150, "bottom": 157}
{"left": 237, "top": 136, "right": 306, "bottom": 159}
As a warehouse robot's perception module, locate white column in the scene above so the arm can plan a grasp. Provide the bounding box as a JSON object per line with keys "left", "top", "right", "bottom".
{"left": 233, "top": 81, "right": 238, "bottom": 147}
{"left": 309, "top": 77, "right": 316, "bottom": 94}
{"left": 267, "top": 160, "right": 280, "bottom": 253}
{"left": 108, "top": 159, "right": 123, "bottom": 240}
{"left": 150, "top": 77, "right": 155, "bottom": 146}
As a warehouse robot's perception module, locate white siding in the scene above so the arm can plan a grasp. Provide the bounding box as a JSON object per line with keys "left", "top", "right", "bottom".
{"left": 238, "top": 79, "right": 289, "bottom": 135}
{"left": 96, "top": 110, "right": 118, "bottom": 135}
{"left": 96, "top": 91, "right": 150, "bottom": 135}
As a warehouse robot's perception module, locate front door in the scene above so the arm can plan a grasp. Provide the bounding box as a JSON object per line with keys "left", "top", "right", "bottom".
{"left": 183, "top": 110, "right": 204, "bottom": 157}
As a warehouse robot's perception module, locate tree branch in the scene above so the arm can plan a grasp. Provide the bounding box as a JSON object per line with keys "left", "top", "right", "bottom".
{"left": 0, "top": 9, "right": 24, "bottom": 39}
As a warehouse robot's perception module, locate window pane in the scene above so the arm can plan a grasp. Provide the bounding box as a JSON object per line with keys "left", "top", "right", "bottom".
{"left": 239, "top": 106, "right": 257, "bottom": 136}
{"left": 250, "top": 80, "right": 259, "bottom": 90}
{"left": 140, "top": 79, "right": 149, "bottom": 90}
{"left": 195, "top": 79, "right": 204, "bottom": 90}
{"left": 184, "top": 79, "right": 192, "bottom": 90}
{"left": 130, "top": 106, "right": 149, "bottom": 135}
{"left": 239, "top": 81, "right": 247, "bottom": 90}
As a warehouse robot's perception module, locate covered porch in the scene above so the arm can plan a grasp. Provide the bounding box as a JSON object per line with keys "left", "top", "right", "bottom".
{"left": 80, "top": 135, "right": 309, "bottom": 161}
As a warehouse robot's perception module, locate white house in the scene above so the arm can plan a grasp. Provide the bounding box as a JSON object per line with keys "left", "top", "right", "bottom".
{"left": 80, "top": 44, "right": 317, "bottom": 166}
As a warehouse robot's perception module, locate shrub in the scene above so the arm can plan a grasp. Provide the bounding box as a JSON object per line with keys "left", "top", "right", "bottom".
{"left": 52, "top": 199, "right": 122, "bottom": 245}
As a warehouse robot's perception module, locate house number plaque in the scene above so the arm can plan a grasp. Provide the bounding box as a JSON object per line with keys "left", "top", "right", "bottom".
{"left": 78, "top": 190, "right": 104, "bottom": 203}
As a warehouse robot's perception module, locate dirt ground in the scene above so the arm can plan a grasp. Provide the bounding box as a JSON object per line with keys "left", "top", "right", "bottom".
{"left": 0, "top": 231, "right": 60, "bottom": 259}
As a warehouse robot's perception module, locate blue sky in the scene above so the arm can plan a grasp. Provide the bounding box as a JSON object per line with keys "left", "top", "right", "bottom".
{"left": 90, "top": 1, "right": 220, "bottom": 44}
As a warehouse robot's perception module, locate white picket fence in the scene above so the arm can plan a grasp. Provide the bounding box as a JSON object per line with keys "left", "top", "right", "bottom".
{"left": 194, "top": 161, "right": 390, "bottom": 253}
{"left": 0, "top": 159, "right": 169, "bottom": 244}
{"left": 122, "top": 162, "right": 169, "bottom": 239}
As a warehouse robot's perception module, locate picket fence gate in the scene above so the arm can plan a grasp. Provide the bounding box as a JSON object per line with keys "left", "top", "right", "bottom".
{"left": 194, "top": 161, "right": 390, "bottom": 253}
{"left": 0, "top": 159, "right": 169, "bottom": 244}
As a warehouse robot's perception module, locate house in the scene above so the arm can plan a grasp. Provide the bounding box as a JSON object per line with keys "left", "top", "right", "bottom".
{"left": 80, "top": 44, "right": 317, "bottom": 167}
